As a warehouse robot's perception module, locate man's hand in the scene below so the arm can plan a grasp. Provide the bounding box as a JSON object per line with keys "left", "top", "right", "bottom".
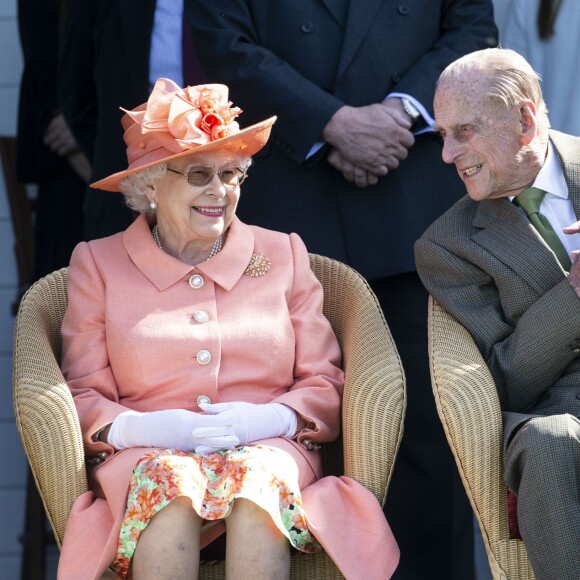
{"left": 322, "top": 101, "right": 414, "bottom": 174}
{"left": 327, "top": 148, "right": 380, "bottom": 188}
{"left": 381, "top": 96, "right": 416, "bottom": 128}
{"left": 563, "top": 221, "right": 580, "bottom": 298}
{"left": 43, "top": 114, "right": 80, "bottom": 157}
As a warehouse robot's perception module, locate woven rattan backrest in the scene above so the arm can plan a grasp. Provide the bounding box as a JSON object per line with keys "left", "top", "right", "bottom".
{"left": 13, "top": 268, "right": 87, "bottom": 548}
{"left": 309, "top": 253, "right": 405, "bottom": 503}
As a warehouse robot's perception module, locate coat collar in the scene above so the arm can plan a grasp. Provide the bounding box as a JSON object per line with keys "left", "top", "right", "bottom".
{"left": 471, "top": 131, "right": 580, "bottom": 293}
{"left": 123, "top": 214, "right": 255, "bottom": 291}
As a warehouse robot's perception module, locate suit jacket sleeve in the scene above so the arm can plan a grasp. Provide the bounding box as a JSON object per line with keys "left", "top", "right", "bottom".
{"left": 61, "top": 242, "right": 129, "bottom": 454}
{"left": 272, "top": 233, "right": 344, "bottom": 442}
{"left": 58, "top": 0, "right": 97, "bottom": 161}
{"left": 415, "top": 233, "right": 580, "bottom": 412}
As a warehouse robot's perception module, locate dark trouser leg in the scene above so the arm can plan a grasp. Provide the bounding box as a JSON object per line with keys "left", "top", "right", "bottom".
{"left": 504, "top": 414, "right": 580, "bottom": 580}
{"left": 370, "top": 273, "right": 473, "bottom": 580}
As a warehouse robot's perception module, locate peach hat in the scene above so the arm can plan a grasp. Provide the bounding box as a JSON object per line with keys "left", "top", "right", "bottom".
{"left": 91, "top": 78, "right": 276, "bottom": 192}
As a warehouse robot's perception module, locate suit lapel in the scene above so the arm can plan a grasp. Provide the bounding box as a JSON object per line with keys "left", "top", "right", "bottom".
{"left": 319, "top": 0, "right": 350, "bottom": 25}
{"left": 472, "top": 131, "right": 580, "bottom": 294}
{"left": 472, "top": 198, "right": 566, "bottom": 295}
{"left": 119, "top": 0, "right": 157, "bottom": 105}
{"left": 336, "top": 0, "right": 384, "bottom": 78}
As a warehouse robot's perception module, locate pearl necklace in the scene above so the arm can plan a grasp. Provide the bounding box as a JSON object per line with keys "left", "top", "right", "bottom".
{"left": 152, "top": 225, "right": 223, "bottom": 260}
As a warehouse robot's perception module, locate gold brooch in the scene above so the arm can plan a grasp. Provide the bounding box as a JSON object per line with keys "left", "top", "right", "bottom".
{"left": 244, "top": 254, "right": 271, "bottom": 277}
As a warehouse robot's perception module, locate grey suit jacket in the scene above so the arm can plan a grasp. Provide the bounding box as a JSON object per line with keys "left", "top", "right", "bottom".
{"left": 415, "top": 131, "right": 580, "bottom": 436}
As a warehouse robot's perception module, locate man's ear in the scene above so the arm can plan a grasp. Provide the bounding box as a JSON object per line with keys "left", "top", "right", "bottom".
{"left": 519, "top": 100, "right": 537, "bottom": 145}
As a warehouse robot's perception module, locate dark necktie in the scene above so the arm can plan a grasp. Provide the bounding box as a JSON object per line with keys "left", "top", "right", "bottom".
{"left": 181, "top": 3, "right": 206, "bottom": 86}
{"left": 513, "top": 187, "right": 572, "bottom": 271}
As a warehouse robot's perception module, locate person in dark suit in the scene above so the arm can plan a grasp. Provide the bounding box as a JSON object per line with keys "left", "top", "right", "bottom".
{"left": 416, "top": 47, "right": 580, "bottom": 580}
{"left": 57, "top": 0, "right": 152, "bottom": 240}
{"left": 16, "top": 0, "right": 88, "bottom": 279}
{"left": 59, "top": 0, "right": 205, "bottom": 240}
{"left": 188, "top": 2, "right": 498, "bottom": 578}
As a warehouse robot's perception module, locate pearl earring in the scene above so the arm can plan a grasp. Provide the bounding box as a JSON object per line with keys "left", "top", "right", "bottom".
{"left": 150, "top": 200, "right": 157, "bottom": 210}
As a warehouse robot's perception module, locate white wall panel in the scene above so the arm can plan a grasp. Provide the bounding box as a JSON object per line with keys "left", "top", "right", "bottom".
{"left": 0, "top": 287, "right": 17, "bottom": 351}
{"left": 0, "top": 88, "right": 19, "bottom": 135}
{"left": 0, "top": 353, "right": 13, "bottom": 420}
{"left": 0, "top": 20, "right": 22, "bottom": 85}
{"left": 0, "top": 488, "right": 26, "bottom": 553}
{"left": 0, "top": 423, "right": 27, "bottom": 486}
{"left": 0, "top": 220, "right": 17, "bottom": 285}
{"left": 0, "top": 0, "right": 16, "bottom": 19}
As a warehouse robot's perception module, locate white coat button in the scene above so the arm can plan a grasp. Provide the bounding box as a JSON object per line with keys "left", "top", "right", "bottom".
{"left": 189, "top": 274, "right": 204, "bottom": 289}
{"left": 196, "top": 350, "right": 212, "bottom": 365}
{"left": 197, "top": 395, "right": 212, "bottom": 405}
{"left": 193, "top": 310, "right": 209, "bottom": 324}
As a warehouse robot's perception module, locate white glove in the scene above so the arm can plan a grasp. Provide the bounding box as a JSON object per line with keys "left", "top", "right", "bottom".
{"left": 107, "top": 409, "right": 238, "bottom": 452}
{"left": 193, "top": 401, "right": 297, "bottom": 453}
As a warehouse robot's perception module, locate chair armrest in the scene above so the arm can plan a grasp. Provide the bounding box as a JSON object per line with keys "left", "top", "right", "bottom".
{"left": 13, "top": 270, "right": 87, "bottom": 548}
{"left": 428, "top": 296, "right": 509, "bottom": 542}
{"left": 310, "top": 254, "right": 406, "bottom": 505}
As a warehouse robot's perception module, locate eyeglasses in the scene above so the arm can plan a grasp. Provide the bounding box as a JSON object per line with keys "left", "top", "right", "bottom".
{"left": 166, "top": 165, "right": 248, "bottom": 187}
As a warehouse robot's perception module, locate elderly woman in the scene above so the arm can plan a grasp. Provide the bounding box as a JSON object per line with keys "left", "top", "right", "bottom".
{"left": 57, "top": 78, "right": 399, "bottom": 580}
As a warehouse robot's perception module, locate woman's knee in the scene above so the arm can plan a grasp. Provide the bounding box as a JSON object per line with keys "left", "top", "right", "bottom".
{"left": 227, "top": 498, "right": 268, "bottom": 524}
{"left": 141, "top": 496, "right": 202, "bottom": 542}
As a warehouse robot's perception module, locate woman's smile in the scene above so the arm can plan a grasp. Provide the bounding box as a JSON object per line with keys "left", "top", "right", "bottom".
{"left": 191, "top": 205, "right": 226, "bottom": 217}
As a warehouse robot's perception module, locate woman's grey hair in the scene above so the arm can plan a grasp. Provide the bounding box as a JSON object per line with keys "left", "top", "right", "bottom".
{"left": 119, "top": 163, "right": 168, "bottom": 214}
{"left": 118, "top": 156, "right": 253, "bottom": 215}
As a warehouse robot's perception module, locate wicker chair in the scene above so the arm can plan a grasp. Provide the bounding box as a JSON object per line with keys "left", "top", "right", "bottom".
{"left": 427, "top": 297, "right": 534, "bottom": 580}
{"left": 13, "top": 255, "right": 406, "bottom": 579}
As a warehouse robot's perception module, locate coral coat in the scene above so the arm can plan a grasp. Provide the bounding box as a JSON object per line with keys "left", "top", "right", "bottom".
{"left": 57, "top": 215, "right": 399, "bottom": 579}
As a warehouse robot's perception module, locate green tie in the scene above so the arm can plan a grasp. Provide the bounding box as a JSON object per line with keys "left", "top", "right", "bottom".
{"left": 514, "top": 187, "right": 572, "bottom": 271}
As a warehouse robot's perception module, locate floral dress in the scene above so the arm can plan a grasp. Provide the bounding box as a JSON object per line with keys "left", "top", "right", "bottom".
{"left": 111, "top": 444, "right": 321, "bottom": 577}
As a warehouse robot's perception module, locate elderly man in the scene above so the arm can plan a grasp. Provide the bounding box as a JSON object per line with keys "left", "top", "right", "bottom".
{"left": 415, "top": 47, "right": 580, "bottom": 580}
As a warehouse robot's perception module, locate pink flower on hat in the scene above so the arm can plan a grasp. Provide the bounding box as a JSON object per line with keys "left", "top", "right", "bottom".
{"left": 122, "top": 78, "right": 242, "bottom": 154}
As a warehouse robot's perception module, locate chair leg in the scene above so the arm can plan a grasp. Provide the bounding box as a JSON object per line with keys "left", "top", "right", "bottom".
{"left": 20, "top": 469, "right": 47, "bottom": 580}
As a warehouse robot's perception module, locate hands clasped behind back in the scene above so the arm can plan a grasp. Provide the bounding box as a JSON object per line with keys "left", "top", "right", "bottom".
{"left": 107, "top": 403, "right": 297, "bottom": 453}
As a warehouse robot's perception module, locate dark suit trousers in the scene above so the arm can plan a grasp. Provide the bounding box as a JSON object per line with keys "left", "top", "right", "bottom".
{"left": 370, "top": 273, "right": 473, "bottom": 580}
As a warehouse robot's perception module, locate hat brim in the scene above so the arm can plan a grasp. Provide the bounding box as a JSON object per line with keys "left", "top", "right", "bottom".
{"left": 91, "top": 116, "right": 276, "bottom": 192}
